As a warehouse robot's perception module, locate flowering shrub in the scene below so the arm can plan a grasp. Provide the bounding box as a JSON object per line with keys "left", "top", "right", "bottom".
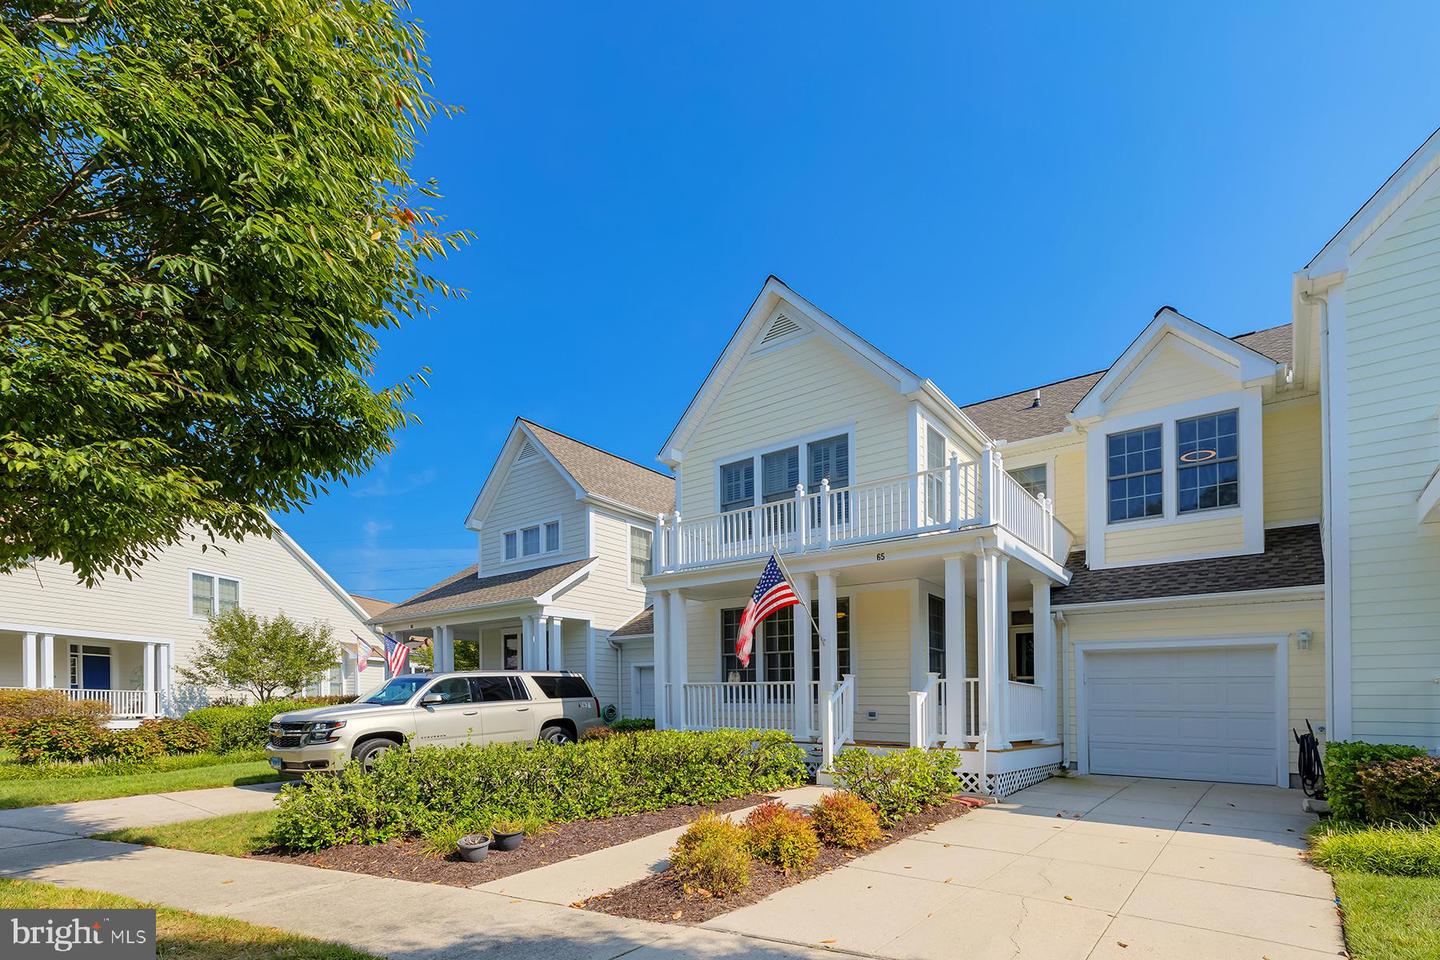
{"left": 811, "top": 790, "right": 883, "bottom": 849}
{"left": 743, "top": 800, "right": 820, "bottom": 873}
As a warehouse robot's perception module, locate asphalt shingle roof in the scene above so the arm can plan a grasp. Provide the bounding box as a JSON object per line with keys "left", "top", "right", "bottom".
{"left": 611, "top": 606, "right": 654, "bottom": 638}
{"left": 372, "top": 558, "right": 594, "bottom": 623}
{"left": 960, "top": 324, "right": 1294, "bottom": 442}
{"left": 522, "top": 420, "right": 675, "bottom": 516}
{"left": 349, "top": 594, "right": 394, "bottom": 618}
{"left": 1052, "top": 523, "right": 1323, "bottom": 606}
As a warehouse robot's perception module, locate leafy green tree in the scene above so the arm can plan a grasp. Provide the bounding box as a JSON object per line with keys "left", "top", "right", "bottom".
{"left": 180, "top": 607, "right": 336, "bottom": 701}
{"left": 0, "top": 0, "right": 469, "bottom": 583}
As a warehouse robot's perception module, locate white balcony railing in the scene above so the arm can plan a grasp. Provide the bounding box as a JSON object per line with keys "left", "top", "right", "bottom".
{"left": 3, "top": 687, "right": 155, "bottom": 718}
{"left": 1007, "top": 680, "right": 1045, "bottom": 741}
{"left": 657, "top": 447, "right": 1063, "bottom": 573}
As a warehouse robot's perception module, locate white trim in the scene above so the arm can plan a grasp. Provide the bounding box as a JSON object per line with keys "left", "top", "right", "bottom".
{"left": 187, "top": 569, "right": 242, "bottom": 620}
{"left": 265, "top": 520, "right": 381, "bottom": 630}
{"left": 628, "top": 659, "right": 655, "bottom": 718}
{"left": 1053, "top": 585, "right": 1324, "bottom": 613}
{"left": 1084, "top": 388, "right": 1264, "bottom": 569}
{"left": 1072, "top": 634, "right": 1289, "bottom": 788}
{"left": 534, "top": 558, "right": 598, "bottom": 604}
{"left": 1316, "top": 287, "right": 1352, "bottom": 740}
{"left": 712, "top": 424, "right": 857, "bottom": 514}
{"left": 497, "top": 516, "right": 565, "bottom": 567}
{"left": 468, "top": 422, "right": 587, "bottom": 529}
{"left": 626, "top": 523, "right": 654, "bottom": 590}
{"left": 68, "top": 638, "right": 117, "bottom": 691}
{"left": 0, "top": 623, "right": 175, "bottom": 647}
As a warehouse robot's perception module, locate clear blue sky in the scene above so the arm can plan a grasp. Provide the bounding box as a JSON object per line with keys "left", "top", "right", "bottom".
{"left": 280, "top": 2, "right": 1440, "bottom": 602}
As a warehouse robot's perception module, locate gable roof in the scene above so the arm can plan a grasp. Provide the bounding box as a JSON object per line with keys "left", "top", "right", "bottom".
{"left": 520, "top": 420, "right": 674, "bottom": 516}
{"left": 611, "top": 606, "right": 654, "bottom": 638}
{"left": 349, "top": 594, "right": 394, "bottom": 619}
{"left": 371, "top": 557, "right": 595, "bottom": 624}
{"left": 961, "top": 323, "right": 1293, "bottom": 443}
{"left": 1053, "top": 524, "right": 1323, "bottom": 605}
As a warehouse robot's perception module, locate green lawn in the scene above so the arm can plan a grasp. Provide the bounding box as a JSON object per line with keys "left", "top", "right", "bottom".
{"left": 1333, "top": 871, "right": 1440, "bottom": 960}
{"left": 0, "top": 878, "right": 378, "bottom": 960}
{"left": 0, "top": 760, "right": 279, "bottom": 808}
{"left": 99, "top": 809, "right": 280, "bottom": 857}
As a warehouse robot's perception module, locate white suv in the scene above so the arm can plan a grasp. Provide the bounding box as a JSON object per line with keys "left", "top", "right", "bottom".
{"left": 265, "top": 671, "right": 603, "bottom": 774}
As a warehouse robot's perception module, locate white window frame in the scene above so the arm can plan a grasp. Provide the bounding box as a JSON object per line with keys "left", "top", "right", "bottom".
{"left": 189, "top": 570, "right": 242, "bottom": 619}
{"left": 711, "top": 424, "right": 857, "bottom": 513}
{"left": 498, "top": 517, "right": 563, "bottom": 565}
{"left": 1175, "top": 408, "right": 1241, "bottom": 515}
{"left": 1105, "top": 423, "right": 1165, "bottom": 524}
{"left": 68, "top": 640, "right": 115, "bottom": 691}
{"left": 627, "top": 524, "right": 654, "bottom": 589}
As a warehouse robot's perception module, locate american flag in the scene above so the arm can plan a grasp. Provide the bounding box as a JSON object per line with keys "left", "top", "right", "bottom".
{"left": 737, "top": 555, "right": 799, "bottom": 668}
{"left": 383, "top": 634, "right": 410, "bottom": 675}
{"left": 351, "top": 632, "right": 380, "bottom": 672}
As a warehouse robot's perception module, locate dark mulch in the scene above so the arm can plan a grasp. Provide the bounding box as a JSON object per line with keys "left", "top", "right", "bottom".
{"left": 585, "top": 796, "right": 985, "bottom": 925}
{"left": 254, "top": 793, "right": 770, "bottom": 887}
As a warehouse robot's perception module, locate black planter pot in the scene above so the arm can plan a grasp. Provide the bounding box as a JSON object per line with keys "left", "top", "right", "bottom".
{"left": 492, "top": 830, "right": 524, "bottom": 852}
{"left": 456, "top": 834, "right": 491, "bottom": 863}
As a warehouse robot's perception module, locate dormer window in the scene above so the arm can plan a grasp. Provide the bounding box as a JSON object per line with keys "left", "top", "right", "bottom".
{"left": 1107, "top": 426, "right": 1163, "bottom": 522}
{"left": 1177, "top": 410, "right": 1239, "bottom": 513}
{"left": 502, "top": 519, "right": 561, "bottom": 562}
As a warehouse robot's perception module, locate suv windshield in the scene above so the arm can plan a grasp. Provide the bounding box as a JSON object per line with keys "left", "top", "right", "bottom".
{"left": 362, "top": 676, "right": 429, "bottom": 705}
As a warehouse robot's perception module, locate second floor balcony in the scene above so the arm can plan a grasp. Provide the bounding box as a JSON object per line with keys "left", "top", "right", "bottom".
{"left": 653, "top": 448, "right": 1074, "bottom": 573}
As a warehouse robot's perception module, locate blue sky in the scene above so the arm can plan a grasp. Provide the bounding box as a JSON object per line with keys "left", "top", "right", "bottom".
{"left": 280, "top": 3, "right": 1440, "bottom": 602}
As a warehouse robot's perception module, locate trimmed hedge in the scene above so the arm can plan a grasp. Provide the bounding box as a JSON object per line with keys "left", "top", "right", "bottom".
{"left": 184, "top": 697, "right": 352, "bottom": 752}
{"left": 1325, "top": 741, "right": 1428, "bottom": 822}
{"left": 267, "top": 728, "right": 807, "bottom": 851}
{"left": 5, "top": 718, "right": 210, "bottom": 765}
{"left": 610, "top": 718, "right": 655, "bottom": 733}
{"left": 829, "top": 746, "right": 961, "bottom": 824}
{"left": 1359, "top": 756, "right": 1440, "bottom": 825}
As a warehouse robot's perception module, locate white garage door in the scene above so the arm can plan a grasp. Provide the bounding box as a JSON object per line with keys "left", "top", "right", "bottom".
{"left": 1084, "top": 645, "right": 1277, "bottom": 785}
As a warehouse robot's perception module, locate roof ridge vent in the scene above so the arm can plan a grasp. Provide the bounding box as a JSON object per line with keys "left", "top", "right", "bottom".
{"left": 1029, "top": 390, "right": 1042, "bottom": 409}
{"left": 759, "top": 312, "right": 802, "bottom": 345}
{"left": 515, "top": 438, "right": 538, "bottom": 463}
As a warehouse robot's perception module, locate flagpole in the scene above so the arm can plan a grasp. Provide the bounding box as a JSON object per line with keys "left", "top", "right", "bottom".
{"left": 769, "top": 549, "right": 829, "bottom": 647}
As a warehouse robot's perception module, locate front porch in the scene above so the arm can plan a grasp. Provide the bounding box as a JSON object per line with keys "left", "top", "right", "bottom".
{"left": 0, "top": 628, "right": 174, "bottom": 720}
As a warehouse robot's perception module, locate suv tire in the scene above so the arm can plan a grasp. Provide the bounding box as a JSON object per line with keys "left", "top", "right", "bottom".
{"left": 353, "top": 737, "right": 400, "bottom": 772}
{"left": 540, "top": 724, "right": 575, "bottom": 745}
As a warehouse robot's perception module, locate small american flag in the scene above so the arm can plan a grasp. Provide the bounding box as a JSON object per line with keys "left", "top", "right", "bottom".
{"left": 383, "top": 634, "right": 410, "bottom": 675}
{"left": 737, "top": 555, "right": 799, "bottom": 668}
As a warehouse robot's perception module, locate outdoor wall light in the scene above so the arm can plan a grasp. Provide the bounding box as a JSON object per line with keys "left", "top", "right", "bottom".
{"left": 1296, "top": 629, "right": 1312, "bottom": 650}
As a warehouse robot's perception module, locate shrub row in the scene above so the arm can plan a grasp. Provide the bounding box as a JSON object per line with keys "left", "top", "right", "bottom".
{"left": 0, "top": 690, "right": 112, "bottom": 743}
{"left": 3, "top": 718, "right": 211, "bottom": 764}
{"left": 266, "top": 728, "right": 808, "bottom": 851}
{"left": 1358, "top": 756, "right": 1440, "bottom": 824}
{"left": 184, "top": 696, "right": 352, "bottom": 752}
{"left": 609, "top": 718, "right": 655, "bottom": 733}
{"left": 1324, "top": 741, "right": 1428, "bottom": 822}
{"left": 828, "top": 746, "right": 961, "bottom": 824}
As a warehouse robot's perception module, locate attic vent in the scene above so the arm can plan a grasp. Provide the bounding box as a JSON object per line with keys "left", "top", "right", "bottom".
{"left": 1030, "top": 390, "right": 1042, "bottom": 409}
{"left": 515, "top": 439, "right": 538, "bottom": 463}
{"left": 760, "top": 312, "right": 802, "bottom": 345}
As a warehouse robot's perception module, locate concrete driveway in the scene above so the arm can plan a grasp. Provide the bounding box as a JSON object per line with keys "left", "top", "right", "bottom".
{"left": 705, "top": 775, "right": 1343, "bottom": 960}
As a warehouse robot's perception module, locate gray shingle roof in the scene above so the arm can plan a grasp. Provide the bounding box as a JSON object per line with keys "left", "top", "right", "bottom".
{"left": 372, "top": 558, "right": 594, "bottom": 623}
{"left": 1052, "top": 524, "right": 1323, "bottom": 606}
{"left": 349, "top": 594, "right": 394, "bottom": 619}
{"left": 611, "top": 606, "right": 654, "bottom": 638}
{"left": 522, "top": 420, "right": 675, "bottom": 516}
{"left": 960, "top": 324, "right": 1294, "bottom": 443}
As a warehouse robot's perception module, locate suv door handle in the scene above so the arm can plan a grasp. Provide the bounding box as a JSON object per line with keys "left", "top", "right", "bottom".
{"left": 462, "top": 710, "right": 478, "bottom": 716}
{"left": 516, "top": 706, "right": 530, "bottom": 712}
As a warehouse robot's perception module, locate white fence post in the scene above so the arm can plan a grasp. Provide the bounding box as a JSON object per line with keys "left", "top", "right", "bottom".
{"left": 949, "top": 454, "right": 962, "bottom": 530}
{"left": 819, "top": 478, "right": 832, "bottom": 549}
{"left": 908, "top": 689, "right": 925, "bottom": 748}
{"left": 981, "top": 445, "right": 997, "bottom": 527}
{"left": 794, "top": 483, "right": 808, "bottom": 553}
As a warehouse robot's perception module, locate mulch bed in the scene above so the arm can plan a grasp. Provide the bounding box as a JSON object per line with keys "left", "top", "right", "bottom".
{"left": 584, "top": 796, "right": 987, "bottom": 925}
{"left": 254, "top": 793, "right": 770, "bottom": 887}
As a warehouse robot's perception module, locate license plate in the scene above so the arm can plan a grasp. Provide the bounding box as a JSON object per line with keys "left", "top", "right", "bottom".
{"left": 269, "top": 757, "right": 283, "bottom": 769}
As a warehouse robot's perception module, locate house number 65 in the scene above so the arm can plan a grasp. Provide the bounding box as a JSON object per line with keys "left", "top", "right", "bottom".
{"left": 875, "top": 552, "right": 886, "bottom": 561}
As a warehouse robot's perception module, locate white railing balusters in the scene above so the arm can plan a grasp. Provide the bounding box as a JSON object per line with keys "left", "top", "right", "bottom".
{"left": 1006, "top": 681, "right": 1045, "bottom": 741}
{"left": 964, "top": 678, "right": 981, "bottom": 741}
{"left": 0, "top": 687, "right": 158, "bottom": 718}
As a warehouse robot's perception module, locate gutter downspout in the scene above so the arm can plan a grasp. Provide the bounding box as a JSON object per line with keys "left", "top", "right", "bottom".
{"left": 1301, "top": 286, "right": 1337, "bottom": 744}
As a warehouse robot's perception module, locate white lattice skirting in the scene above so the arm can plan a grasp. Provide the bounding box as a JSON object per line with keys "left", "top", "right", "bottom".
{"left": 957, "top": 760, "right": 1059, "bottom": 797}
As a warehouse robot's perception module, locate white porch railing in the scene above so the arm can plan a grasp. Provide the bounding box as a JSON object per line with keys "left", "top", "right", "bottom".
{"left": 964, "top": 678, "right": 980, "bottom": 740}
{"left": 821, "top": 674, "right": 856, "bottom": 769}
{"left": 2, "top": 687, "right": 155, "bottom": 718}
{"left": 680, "top": 681, "right": 798, "bottom": 732}
{"left": 1007, "top": 680, "right": 1045, "bottom": 741}
{"left": 658, "top": 447, "right": 1063, "bottom": 572}
{"left": 909, "top": 673, "right": 945, "bottom": 748}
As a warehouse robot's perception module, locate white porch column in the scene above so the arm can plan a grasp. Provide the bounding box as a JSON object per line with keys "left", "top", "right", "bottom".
{"left": 793, "top": 574, "right": 814, "bottom": 740}
{"left": 437, "top": 625, "right": 455, "bottom": 673}
{"left": 534, "top": 617, "right": 548, "bottom": 669}
{"left": 20, "top": 632, "right": 37, "bottom": 689}
{"left": 1032, "top": 577, "right": 1057, "bottom": 743}
{"left": 584, "top": 621, "right": 597, "bottom": 686}
{"left": 652, "top": 592, "right": 671, "bottom": 728}
{"left": 38, "top": 634, "right": 55, "bottom": 689}
{"left": 943, "top": 555, "right": 967, "bottom": 745}
{"left": 989, "top": 554, "right": 1010, "bottom": 746}
{"left": 520, "top": 617, "right": 536, "bottom": 671}
{"left": 143, "top": 641, "right": 157, "bottom": 717}
{"left": 817, "top": 571, "right": 838, "bottom": 701}
{"left": 158, "top": 644, "right": 173, "bottom": 715}
{"left": 977, "top": 549, "right": 1009, "bottom": 749}
{"left": 548, "top": 617, "right": 564, "bottom": 671}
{"left": 668, "top": 590, "right": 688, "bottom": 729}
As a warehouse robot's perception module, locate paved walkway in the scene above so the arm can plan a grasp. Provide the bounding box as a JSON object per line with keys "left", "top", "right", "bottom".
{"left": 0, "top": 782, "right": 282, "bottom": 836}
{"left": 705, "top": 775, "right": 1342, "bottom": 960}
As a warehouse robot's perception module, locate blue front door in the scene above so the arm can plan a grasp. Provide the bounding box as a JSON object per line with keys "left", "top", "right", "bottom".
{"left": 81, "top": 655, "right": 110, "bottom": 690}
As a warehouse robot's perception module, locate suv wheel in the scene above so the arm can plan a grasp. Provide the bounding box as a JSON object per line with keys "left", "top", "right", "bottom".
{"left": 540, "top": 724, "right": 575, "bottom": 745}
{"left": 353, "top": 737, "right": 398, "bottom": 772}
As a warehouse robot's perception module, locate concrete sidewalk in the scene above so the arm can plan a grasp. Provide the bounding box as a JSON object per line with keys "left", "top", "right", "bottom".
{"left": 0, "top": 782, "right": 282, "bottom": 837}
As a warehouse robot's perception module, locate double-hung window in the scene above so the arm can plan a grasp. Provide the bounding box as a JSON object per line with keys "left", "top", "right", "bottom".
{"left": 927, "top": 595, "right": 946, "bottom": 676}
{"left": 720, "top": 607, "right": 757, "bottom": 682}
{"left": 761, "top": 447, "right": 799, "bottom": 536}
{"left": 926, "top": 426, "right": 946, "bottom": 523}
{"left": 720, "top": 458, "right": 756, "bottom": 543}
{"left": 629, "top": 526, "right": 653, "bottom": 586}
{"left": 1106, "top": 426, "right": 1162, "bottom": 522}
{"left": 191, "top": 573, "right": 240, "bottom": 617}
{"left": 503, "top": 520, "right": 562, "bottom": 561}
{"left": 1177, "top": 410, "right": 1239, "bottom": 513}
{"left": 1008, "top": 464, "right": 1048, "bottom": 500}
{"left": 763, "top": 608, "right": 795, "bottom": 683}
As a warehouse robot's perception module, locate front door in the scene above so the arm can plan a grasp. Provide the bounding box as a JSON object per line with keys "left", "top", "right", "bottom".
{"left": 503, "top": 633, "right": 521, "bottom": 670}
{"left": 632, "top": 665, "right": 655, "bottom": 718}
{"left": 411, "top": 677, "right": 478, "bottom": 746}
{"left": 79, "top": 646, "right": 111, "bottom": 690}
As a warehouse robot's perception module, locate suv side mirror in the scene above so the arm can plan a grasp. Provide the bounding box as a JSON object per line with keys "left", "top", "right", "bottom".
{"left": 419, "top": 692, "right": 444, "bottom": 706}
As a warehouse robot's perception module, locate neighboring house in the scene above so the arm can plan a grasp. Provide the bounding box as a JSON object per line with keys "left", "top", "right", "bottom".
{"left": 642, "top": 273, "right": 1326, "bottom": 794}
{"left": 1294, "top": 127, "right": 1440, "bottom": 752}
{"left": 369, "top": 419, "right": 673, "bottom": 719}
{"left": 0, "top": 521, "right": 386, "bottom": 722}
